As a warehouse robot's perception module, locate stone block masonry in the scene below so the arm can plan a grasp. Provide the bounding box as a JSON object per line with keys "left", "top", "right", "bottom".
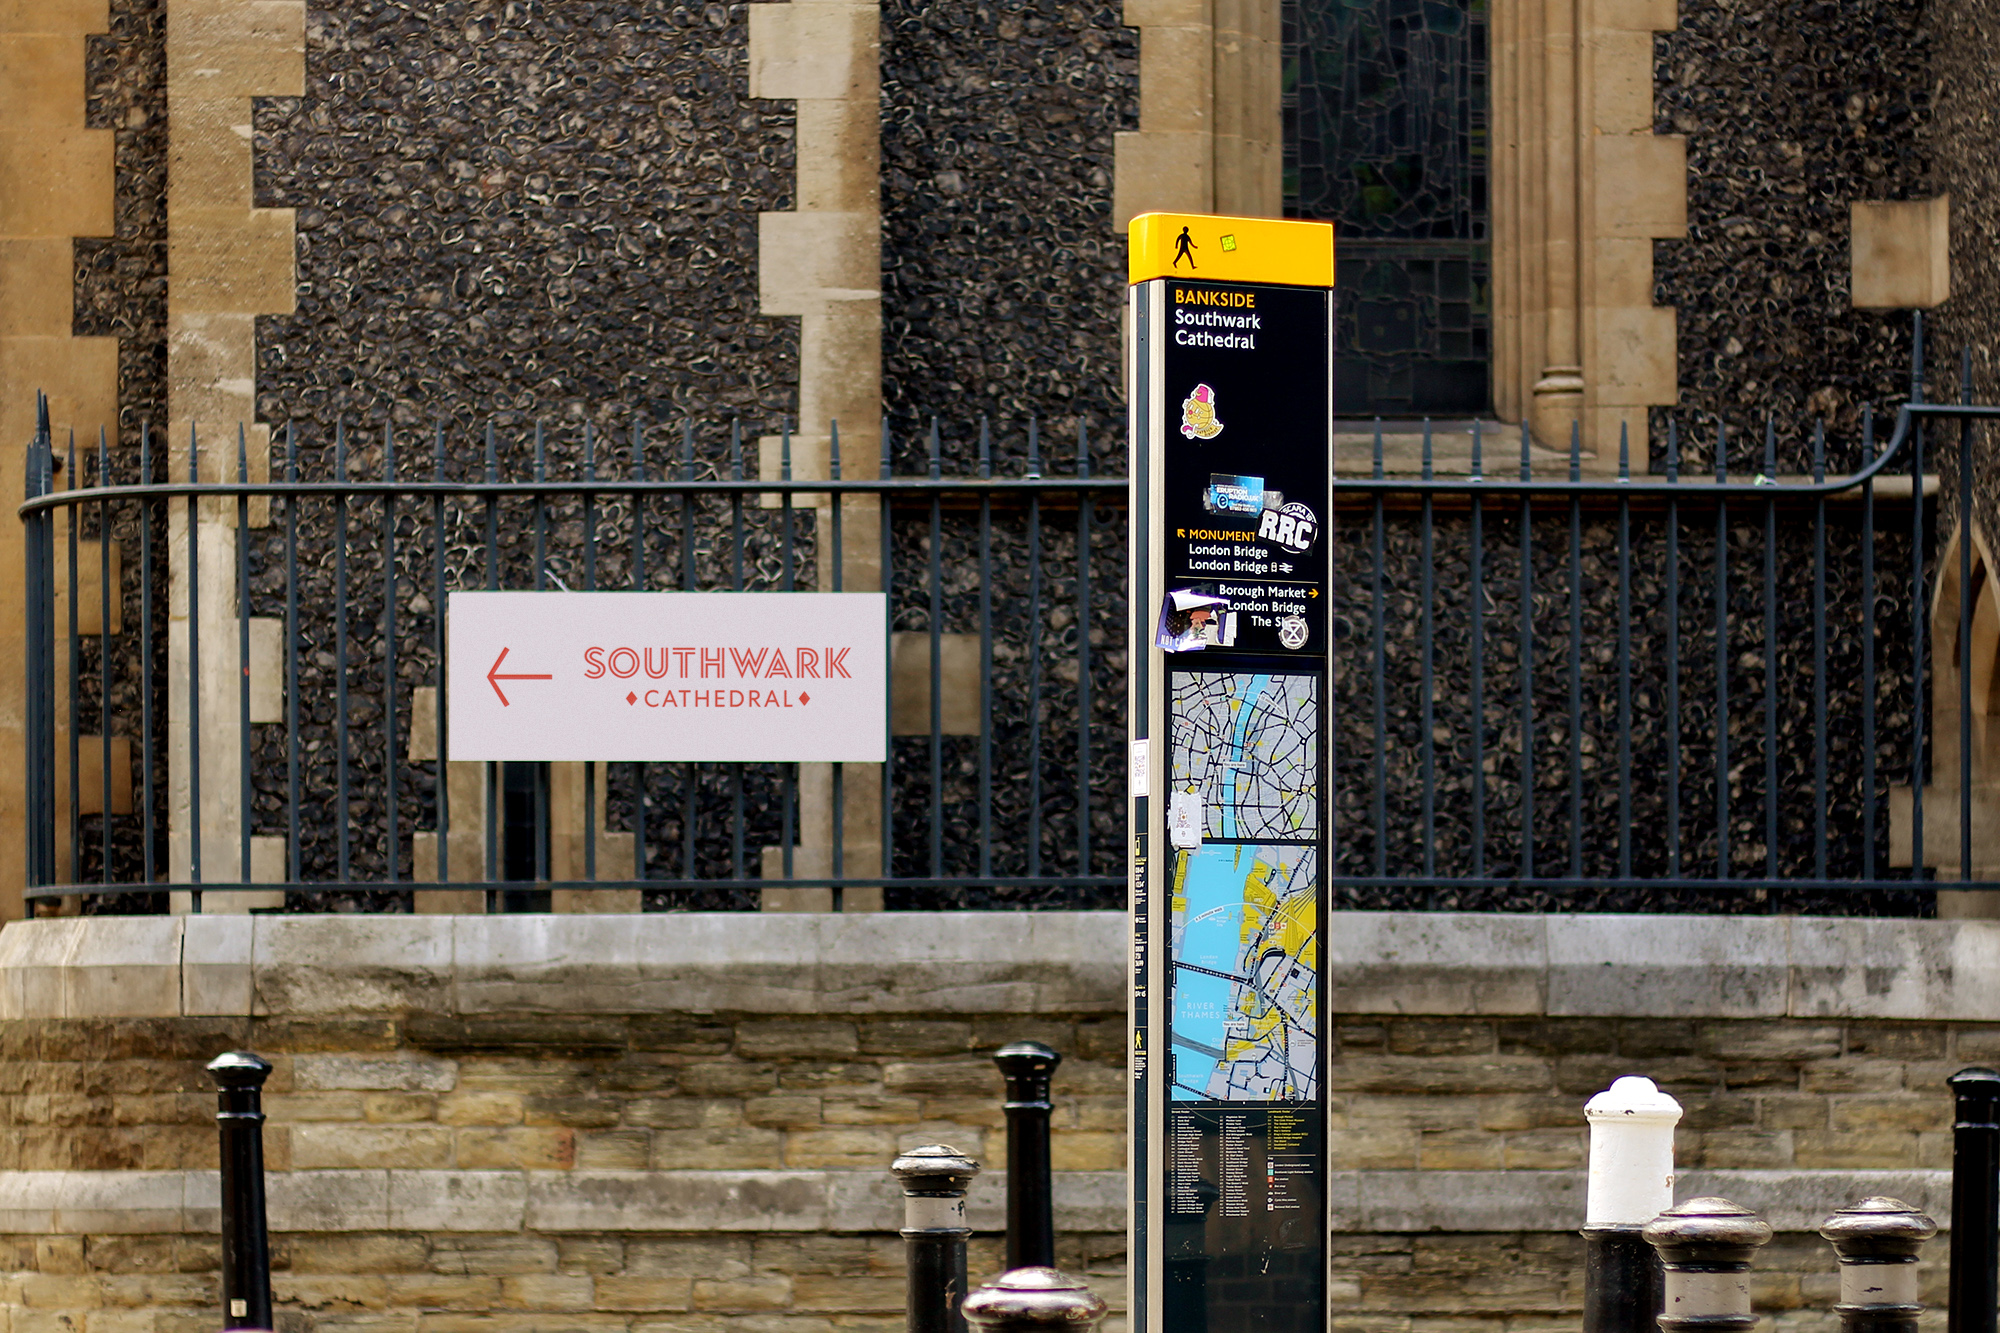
{"left": 0, "top": 0, "right": 119, "bottom": 923}
{"left": 3, "top": 910, "right": 2000, "bottom": 1333}
{"left": 161, "top": 0, "right": 302, "bottom": 907}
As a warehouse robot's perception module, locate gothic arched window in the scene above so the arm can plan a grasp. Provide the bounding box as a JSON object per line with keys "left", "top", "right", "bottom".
{"left": 1284, "top": 0, "right": 1490, "bottom": 418}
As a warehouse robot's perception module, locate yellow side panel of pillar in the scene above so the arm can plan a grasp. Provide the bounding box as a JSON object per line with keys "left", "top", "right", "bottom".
{"left": 1127, "top": 212, "right": 1334, "bottom": 288}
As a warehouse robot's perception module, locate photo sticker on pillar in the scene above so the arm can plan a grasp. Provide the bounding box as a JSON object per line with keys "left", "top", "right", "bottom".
{"left": 1156, "top": 589, "right": 1235, "bottom": 653}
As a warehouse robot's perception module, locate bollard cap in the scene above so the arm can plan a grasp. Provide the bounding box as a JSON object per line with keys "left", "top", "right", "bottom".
{"left": 1583, "top": 1076, "right": 1682, "bottom": 1229}
{"left": 1642, "top": 1198, "right": 1773, "bottom": 1266}
{"left": 994, "top": 1043, "right": 1063, "bottom": 1107}
{"left": 1585, "top": 1075, "right": 1684, "bottom": 1126}
{"left": 1819, "top": 1197, "right": 1936, "bottom": 1260}
{"left": 892, "top": 1144, "right": 980, "bottom": 1194}
{"left": 962, "top": 1268, "right": 1107, "bottom": 1333}
{"left": 1950, "top": 1068, "right": 2000, "bottom": 1127}
{"left": 993, "top": 1042, "right": 1062, "bottom": 1075}
{"left": 206, "top": 1051, "right": 272, "bottom": 1090}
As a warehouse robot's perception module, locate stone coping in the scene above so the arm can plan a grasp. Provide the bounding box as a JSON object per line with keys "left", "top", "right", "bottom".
{"left": 0, "top": 1167, "right": 1942, "bottom": 1236}
{"left": 4, "top": 910, "right": 2000, "bottom": 1020}
{"left": 0, "top": 912, "right": 1127, "bottom": 1019}
{"left": 0, "top": 1169, "right": 1125, "bottom": 1237}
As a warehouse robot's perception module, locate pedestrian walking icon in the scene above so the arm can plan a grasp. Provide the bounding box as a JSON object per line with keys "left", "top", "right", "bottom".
{"left": 1172, "top": 226, "right": 1197, "bottom": 270}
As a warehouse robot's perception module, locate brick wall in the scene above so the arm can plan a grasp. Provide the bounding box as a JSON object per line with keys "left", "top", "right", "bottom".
{"left": 0, "top": 1010, "right": 1979, "bottom": 1333}
{"left": 1, "top": 912, "right": 1994, "bottom": 1333}
{"left": 0, "top": 1011, "right": 1130, "bottom": 1333}
{"left": 1329, "top": 1016, "right": 1965, "bottom": 1175}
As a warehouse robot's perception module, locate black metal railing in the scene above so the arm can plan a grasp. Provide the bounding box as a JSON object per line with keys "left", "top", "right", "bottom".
{"left": 1324, "top": 387, "right": 1994, "bottom": 909}
{"left": 21, "top": 328, "right": 1999, "bottom": 912}
{"left": 21, "top": 406, "right": 1126, "bottom": 909}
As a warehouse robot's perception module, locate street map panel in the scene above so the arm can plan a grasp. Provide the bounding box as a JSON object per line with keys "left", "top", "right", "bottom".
{"left": 1170, "top": 842, "right": 1319, "bottom": 1102}
{"left": 1169, "top": 670, "right": 1318, "bottom": 841}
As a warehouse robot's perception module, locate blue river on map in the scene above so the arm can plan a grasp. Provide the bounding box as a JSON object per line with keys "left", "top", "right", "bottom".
{"left": 1173, "top": 843, "right": 1255, "bottom": 1099}
{"left": 1173, "top": 676, "right": 1283, "bottom": 1099}
{"left": 1211, "top": 674, "right": 1271, "bottom": 839}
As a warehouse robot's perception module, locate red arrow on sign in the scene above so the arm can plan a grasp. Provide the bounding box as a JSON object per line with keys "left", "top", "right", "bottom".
{"left": 487, "top": 647, "right": 553, "bottom": 706}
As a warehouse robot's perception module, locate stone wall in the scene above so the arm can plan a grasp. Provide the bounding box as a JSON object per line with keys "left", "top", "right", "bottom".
{"left": 0, "top": 1015, "right": 1128, "bottom": 1333}
{"left": 0, "top": 913, "right": 1128, "bottom": 1333}
{"left": 78, "top": 0, "right": 166, "bottom": 451}
{"left": 4, "top": 912, "right": 2000, "bottom": 1333}
{"left": 1925, "top": 0, "right": 2000, "bottom": 564}
{"left": 1650, "top": 0, "right": 1931, "bottom": 473}
{"left": 252, "top": 0, "right": 797, "bottom": 435}
{"left": 877, "top": 0, "right": 1135, "bottom": 447}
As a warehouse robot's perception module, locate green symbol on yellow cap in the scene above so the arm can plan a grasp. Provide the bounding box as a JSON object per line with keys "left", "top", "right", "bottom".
{"left": 1219, "top": 234, "right": 1238, "bottom": 252}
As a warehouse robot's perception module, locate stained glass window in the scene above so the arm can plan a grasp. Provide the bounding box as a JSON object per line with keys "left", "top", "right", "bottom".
{"left": 1284, "top": 0, "right": 1490, "bottom": 417}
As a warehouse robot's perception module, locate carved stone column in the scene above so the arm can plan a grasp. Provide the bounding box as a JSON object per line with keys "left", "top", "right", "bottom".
{"left": 164, "top": 0, "right": 302, "bottom": 908}
{"left": 1532, "top": 0, "right": 1585, "bottom": 448}
{"left": 751, "top": 0, "right": 885, "bottom": 910}
{"left": 0, "top": 1, "right": 118, "bottom": 918}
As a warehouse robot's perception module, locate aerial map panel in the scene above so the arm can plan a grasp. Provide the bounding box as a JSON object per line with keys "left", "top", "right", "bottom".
{"left": 1169, "top": 842, "right": 1319, "bottom": 1103}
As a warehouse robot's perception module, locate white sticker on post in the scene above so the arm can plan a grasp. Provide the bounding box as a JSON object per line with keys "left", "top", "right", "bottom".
{"left": 1130, "top": 739, "right": 1151, "bottom": 797}
{"left": 902, "top": 1195, "right": 966, "bottom": 1231}
{"left": 1167, "top": 790, "right": 1203, "bottom": 848}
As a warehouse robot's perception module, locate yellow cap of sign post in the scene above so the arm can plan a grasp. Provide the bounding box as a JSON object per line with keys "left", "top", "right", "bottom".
{"left": 1127, "top": 212, "right": 1335, "bottom": 288}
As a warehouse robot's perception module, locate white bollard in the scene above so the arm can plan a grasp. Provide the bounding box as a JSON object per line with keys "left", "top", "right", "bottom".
{"left": 1581, "top": 1075, "right": 1685, "bottom": 1333}
{"left": 1586, "top": 1074, "right": 1684, "bottom": 1228}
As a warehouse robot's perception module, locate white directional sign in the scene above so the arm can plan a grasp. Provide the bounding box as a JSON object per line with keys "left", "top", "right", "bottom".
{"left": 447, "top": 591, "right": 888, "bottom": 763}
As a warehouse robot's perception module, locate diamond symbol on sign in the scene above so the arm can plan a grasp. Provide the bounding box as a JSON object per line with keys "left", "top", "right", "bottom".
{"left": 626, "top": 691, "right": 638, "bottom": 705}
{"left": 799, "top": 692, "right": 810, "bottom": 705}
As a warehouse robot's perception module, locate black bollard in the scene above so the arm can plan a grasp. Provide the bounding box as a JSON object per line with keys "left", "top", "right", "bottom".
{"left": 893, "top": 1144, "right": 980, "bottom": 1333}
{"left": 1949, "top": 1068, "right": 2000, "bottom": 1333}
{"left": 1820, "top": 1197, "right": 1937, "bottom": 1333}
{"left": 1643, "top": 1197, "right": 1772, "bottom": 1333}
{"left": 991, "top": 1041, "right": 1061, "bottom": 1271}
{"left": 207, "top": 1051, "right": 274, "bottom": 1331}
{"left": 1585, "top": 1231, "right": 1663, "bottom": 1333}
{"left": 961, "top": 1268, "right": 1108, "bottom": 1333}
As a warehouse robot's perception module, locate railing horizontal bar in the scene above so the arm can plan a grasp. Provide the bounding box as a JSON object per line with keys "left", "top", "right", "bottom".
{"left": 1334, "top": 477, "right": 1933, "bottom": 510}
{"left": 1322, "top": 876, "right": 1951, "bottom": 892}
{"left": 1903, "top": 403, "right": 2000, "bottom": 419}
{"left": 19, "top": 471, "right": 1932, "bottom": 511}
{"left": 24, "top": 873, "right": 1960, "bottom": 897}
{"left": 19, "top": 476, "right": 1130, "bottom": 514}
{"left": 24, "top": 875, "right": 1128, "bottom": 896}
{"left": 1333, "top": 473, "right": 1907, "bottom": 499}
{"left": 23, "top": 475, "right": 1936, "bottom": 528}
{"left": 1324, "top": 404, "right": 1981, "bottom": 496}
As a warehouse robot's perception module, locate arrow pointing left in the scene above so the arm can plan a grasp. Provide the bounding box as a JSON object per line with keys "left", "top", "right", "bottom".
{"left": 487, "top": 646, "right": 553, "bottom": 706}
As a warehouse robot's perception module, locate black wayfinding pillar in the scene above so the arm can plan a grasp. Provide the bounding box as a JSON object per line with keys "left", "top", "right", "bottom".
{"left": 1126, "top": 212, "right": 1335, "bottom": 1333}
